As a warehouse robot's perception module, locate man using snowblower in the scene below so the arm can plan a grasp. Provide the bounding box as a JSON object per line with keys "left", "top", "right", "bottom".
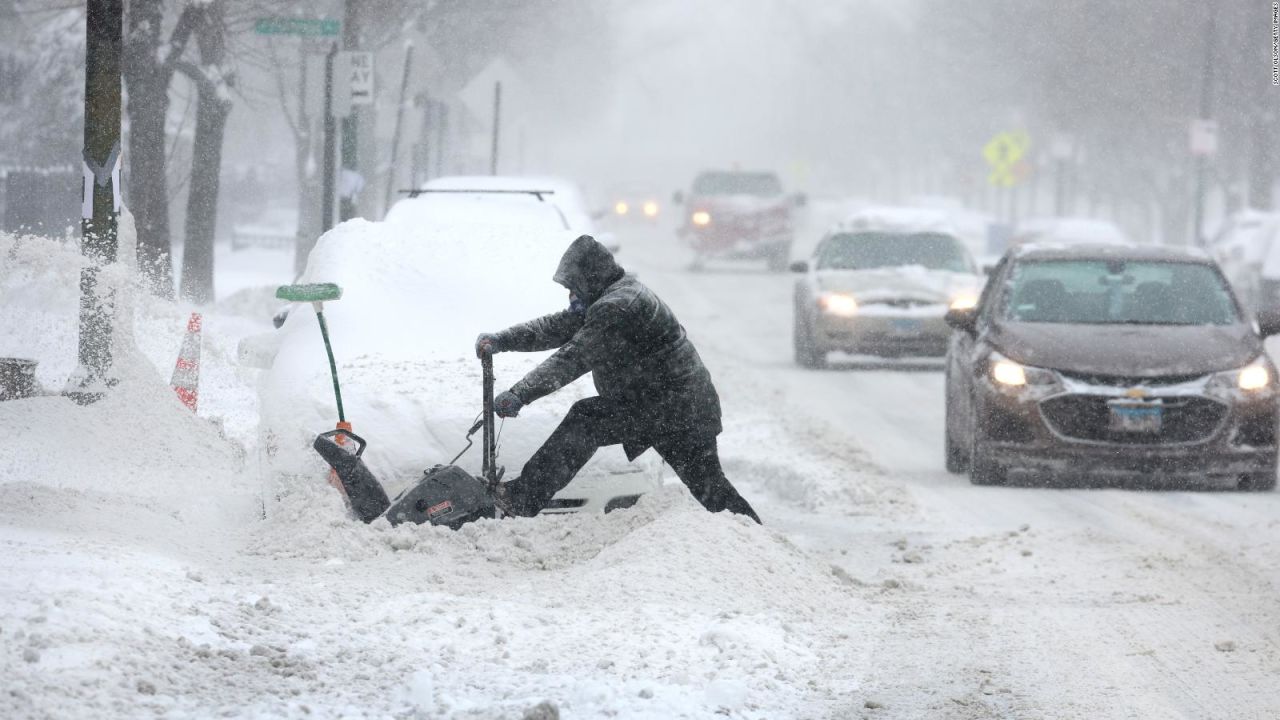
{"left": 475, "top": 234, "right": 761, "bottom": 524}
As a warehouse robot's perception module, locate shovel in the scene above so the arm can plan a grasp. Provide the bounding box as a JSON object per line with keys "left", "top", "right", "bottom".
{"left": 276, "top": 282, "right": 354, "bottom": 498}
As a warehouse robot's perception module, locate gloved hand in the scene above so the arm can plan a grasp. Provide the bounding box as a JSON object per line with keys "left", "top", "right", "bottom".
{"left": 493, "top": 390, "right": 523, "bottom": 418}
{"left": 475, "top": 333, "right": 503, "bottom": 358}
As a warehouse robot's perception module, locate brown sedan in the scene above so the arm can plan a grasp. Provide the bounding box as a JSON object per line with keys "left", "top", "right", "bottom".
{"left": 944, "top": 243, "right": 1280, "bottom": 489}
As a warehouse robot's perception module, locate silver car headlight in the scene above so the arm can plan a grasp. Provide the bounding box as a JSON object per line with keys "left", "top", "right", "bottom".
{"left": 817, "top": 292, "right": 858, "bottom": 317}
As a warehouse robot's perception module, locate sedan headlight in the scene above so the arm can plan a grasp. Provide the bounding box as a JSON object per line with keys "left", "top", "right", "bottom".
{"left": 992, "top": 359, "right": 1027, "bottom": 386}
{"left": 949, "top": 293, "right": 979, "bottom": 311}
{"left": 1239, "top": 364, "right": 1271, "bottom": 390}
{"left": 818, "top": 292, "right": 858, "bottom": 317}
{"left": 987, "top": 351, "right": 1058, "bottom": 391}
{"left": 1209, "top": 359, "right": 1274, "bottom": 394}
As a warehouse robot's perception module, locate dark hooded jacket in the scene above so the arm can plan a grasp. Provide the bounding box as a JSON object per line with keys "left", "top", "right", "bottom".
{"left": 496, "top": 235, "right": 722, "bottom": 459}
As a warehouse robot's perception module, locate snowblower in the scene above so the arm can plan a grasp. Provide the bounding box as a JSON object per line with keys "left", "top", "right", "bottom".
{"left": 311, "top": 351, "right": 502, "bottom": 529}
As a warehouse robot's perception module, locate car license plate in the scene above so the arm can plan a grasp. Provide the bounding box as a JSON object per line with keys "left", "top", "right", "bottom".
{"left": 890, "top": 318, "right": 922, "bottom": 335}
{"left": 1108, "top": 402, "right": 1162, "bottom": 434}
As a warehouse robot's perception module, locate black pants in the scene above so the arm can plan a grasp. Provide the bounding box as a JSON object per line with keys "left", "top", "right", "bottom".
{"left": 503, "top": 397, "right": 761, "bottom": 523}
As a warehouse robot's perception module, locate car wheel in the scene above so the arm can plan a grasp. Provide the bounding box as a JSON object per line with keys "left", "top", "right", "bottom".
{"left": 1239, "top": 471, "right": 1277, "bottom": 491}
{"left": 793, "top": 308, "right": 827, "bottom": 369}
{"left": 968, "top": 425, "right": 1007, "bottom": 486}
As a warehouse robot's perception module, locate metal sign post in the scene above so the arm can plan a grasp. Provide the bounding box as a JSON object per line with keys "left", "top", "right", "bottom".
{"left": 74, "top": 0, "right": 123, "bottom": 404}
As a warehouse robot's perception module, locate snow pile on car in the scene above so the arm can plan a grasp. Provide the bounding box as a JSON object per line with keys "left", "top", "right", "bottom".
{"left": 258, "top": 215, "right": 653, "bottom": 507}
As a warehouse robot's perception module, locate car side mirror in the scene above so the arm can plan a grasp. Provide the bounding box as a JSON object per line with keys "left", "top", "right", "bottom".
{"left": 672, "top": 190, "right": 684, "bottom": 205}
{"left": 794, "top": 192, "right": 808, "bottom": 208}
{"left": 945, "top": 307, "right": 978, "bottom": 334}
{"left": 789, "top": 260, "right": 809, "bottom": 273}
{"left": 1257, "top": 309, "right": 1280, "bottom": 337}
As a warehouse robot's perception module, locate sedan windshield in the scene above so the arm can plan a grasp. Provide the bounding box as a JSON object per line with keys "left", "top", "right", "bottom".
{"left": 816, "top": 232, "right": 971, "bottom": 273}
{"left": 691, "top": 172, "right": 782, "bottom": 197}
{"left": 1003, "top": 259, "right": 1239, "bottom": 325}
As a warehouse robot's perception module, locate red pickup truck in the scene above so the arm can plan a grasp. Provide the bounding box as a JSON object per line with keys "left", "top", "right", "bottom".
{"left": 676, "top": 170, "right": 802, "bottom": 272}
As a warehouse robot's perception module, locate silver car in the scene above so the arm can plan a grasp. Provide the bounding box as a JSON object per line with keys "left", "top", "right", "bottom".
{"left": 792, "top": 210, "right": 982, "bottom": 367}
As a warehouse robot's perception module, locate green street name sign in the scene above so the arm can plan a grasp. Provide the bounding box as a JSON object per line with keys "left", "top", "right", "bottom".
{"left": 254, "top": 18, "right": 340, "bottom": 37}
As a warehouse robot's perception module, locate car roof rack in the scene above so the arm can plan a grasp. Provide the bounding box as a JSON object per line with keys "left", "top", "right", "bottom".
{"left": 398, "top": 188, "right": 556, "bottom": 201}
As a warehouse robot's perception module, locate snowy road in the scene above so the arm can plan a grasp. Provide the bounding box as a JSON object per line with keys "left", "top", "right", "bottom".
{"left": 624, "top": 224, "right": 1280, "bottom": 718}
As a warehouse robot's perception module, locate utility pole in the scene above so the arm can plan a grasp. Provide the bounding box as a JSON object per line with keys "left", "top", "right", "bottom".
{"left": 1192, "top": 7, "right": 1216, "bottom": 246}
{"left": 74, "top": 0, "right": 124, "bottom": 404}
{"left": 339, "top": 0, "right": 360, "bottom": 221}
{"left": 490, "top": 81, "right": 501, "bottom": 175}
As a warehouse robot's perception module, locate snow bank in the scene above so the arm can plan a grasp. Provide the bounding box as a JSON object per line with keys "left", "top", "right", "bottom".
{"left": 0, "top": 222, "right": 872, "bottom": 718}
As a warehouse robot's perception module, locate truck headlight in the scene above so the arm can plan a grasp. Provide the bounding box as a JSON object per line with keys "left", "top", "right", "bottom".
{"left": 614, "top": 201, "right": 629, "bottom": 216}
{"left": 818, "top": 292, "right": 858, "bottom": 317}
{"left": 643, "top": 201, "right": 659, "bottom": 217}
{"left": 691, "top": 210, "right": 711, "bottom": 226}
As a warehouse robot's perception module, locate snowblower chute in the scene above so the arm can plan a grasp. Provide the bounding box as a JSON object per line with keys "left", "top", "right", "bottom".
{"left": 312, "top": 352, "right": 502, "bottom": 529}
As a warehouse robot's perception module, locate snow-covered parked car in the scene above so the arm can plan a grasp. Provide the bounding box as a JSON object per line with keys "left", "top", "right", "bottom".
{"left": 406, "top": 174, "right": 599, "bottom": 234}
{"left": 252, "top": 196, "right": 661, "bottom": 516}
{"left": 790, "top": 207, "right": 983, "bottom": 366}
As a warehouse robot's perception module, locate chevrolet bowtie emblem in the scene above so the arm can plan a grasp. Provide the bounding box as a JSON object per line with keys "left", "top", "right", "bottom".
{"left": 1125, "top": 387, "right": 1150, "bottom": 399}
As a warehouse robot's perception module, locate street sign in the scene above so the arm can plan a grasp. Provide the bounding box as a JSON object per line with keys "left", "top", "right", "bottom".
{"left": 254, "top": 18, "right": 340, "bottom": 37}
{"left": 346, "top": 52, "right": 374, "bottom": 106}
{"left": 983, "top": 131, "right": 1031, "bottom": 187}
{"left": 333, "top": 51, "right": 374, "bottom": 115}
{"left": 1190, "top": 118, "right": 1218, "bottom": 157}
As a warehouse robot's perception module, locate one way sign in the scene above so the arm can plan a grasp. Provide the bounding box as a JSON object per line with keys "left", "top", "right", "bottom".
{"left": 333, "top": 51, "right": 374, "bottom": 115}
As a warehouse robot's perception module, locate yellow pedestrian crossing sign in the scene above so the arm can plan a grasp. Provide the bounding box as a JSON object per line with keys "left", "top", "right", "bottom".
{"left": 983, "top": 131, "right": 1030, "bottom": 187}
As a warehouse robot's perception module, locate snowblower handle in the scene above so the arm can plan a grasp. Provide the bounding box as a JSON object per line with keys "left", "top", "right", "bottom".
{"left": 318, "top": 428, "right": 367, "bottom": 457}
{"left": 480, "top": 352, "right": 497, "bottom": 485}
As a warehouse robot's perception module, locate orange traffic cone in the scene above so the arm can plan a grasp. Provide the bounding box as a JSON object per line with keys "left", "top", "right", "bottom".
{"left": 171, "top": 312, "right": 201, "bottom": 412}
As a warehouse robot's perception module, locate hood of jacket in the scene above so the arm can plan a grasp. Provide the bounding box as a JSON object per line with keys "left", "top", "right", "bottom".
{"left": 553, "top": 234, "right": 625, "bottom": 303}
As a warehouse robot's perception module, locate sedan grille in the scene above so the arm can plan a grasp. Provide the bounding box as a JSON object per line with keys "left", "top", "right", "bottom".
{"left": 864, "top": 298, "right": 938, "bottom": 309}
{"left": 1039, "top": 394, "right": 1227, "bottom": 444}
{"left": 1057, "top": 371, "right": 1206, "bottom": 388}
